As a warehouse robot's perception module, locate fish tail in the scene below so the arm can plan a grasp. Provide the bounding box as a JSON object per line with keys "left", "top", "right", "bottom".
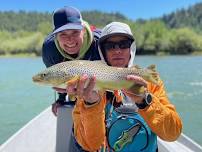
{"left": 130, "top": 64, "right": 160, "bottom": 85}
{"left": 147, "top": 64, "right": 156, "bottom": 71}
{"left": 146, "top": 65, "right": 160, "bottom": 85}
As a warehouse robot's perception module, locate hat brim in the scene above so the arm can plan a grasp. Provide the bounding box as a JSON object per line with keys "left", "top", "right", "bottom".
{"left": 99, "top": 33, "right": 134, "bottom": 44}
{"left": 52, "top": 24, "right": 83, "bottom": 35}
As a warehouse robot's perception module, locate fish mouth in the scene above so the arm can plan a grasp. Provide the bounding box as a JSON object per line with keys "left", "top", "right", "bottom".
{"left": 32, "top": 75, "right": 44, "bottom": 83}
{"left": 32, "top": 75, "right": 65, "bottom": 87}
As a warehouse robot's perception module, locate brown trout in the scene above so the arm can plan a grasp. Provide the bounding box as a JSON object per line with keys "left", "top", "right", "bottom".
{"left": 32, "top": 60, "right": 160, "bottom": 92}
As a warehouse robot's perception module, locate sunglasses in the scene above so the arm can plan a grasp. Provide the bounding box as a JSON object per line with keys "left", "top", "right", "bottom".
{"left": 103, "top": 40, "right": 132, "bottom": 51}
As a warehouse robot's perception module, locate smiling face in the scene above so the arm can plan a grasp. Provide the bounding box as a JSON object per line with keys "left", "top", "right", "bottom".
{"left": 104, "top": 36, "right": 131, "bottom": 67}
{"left": 56, "top": 29, "right": 85, "bottom": 55}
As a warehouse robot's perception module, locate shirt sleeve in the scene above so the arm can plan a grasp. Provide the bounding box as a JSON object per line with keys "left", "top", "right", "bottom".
{"left": 42, "top": 35, "right": 67, "bottom": 101}
{"left": 72, "top": 92, "right": 106, "bottom": 151}
{"left": 42, "top": 37, "right": 55, "bottom": 68}
{"left": 138, "top": 80, "right": 183, "bottom": 141}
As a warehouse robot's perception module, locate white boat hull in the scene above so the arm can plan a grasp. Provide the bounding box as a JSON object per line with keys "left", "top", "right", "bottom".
{"left": 0, "top": 106, "right": 202, "bottom": 152}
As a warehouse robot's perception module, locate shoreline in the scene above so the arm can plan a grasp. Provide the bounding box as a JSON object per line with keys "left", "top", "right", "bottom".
{"left": 0, "top": 53, "right": 38, "bottom": 58}
{"left": 1, "top": 53, "right": 202, "bottom": 58}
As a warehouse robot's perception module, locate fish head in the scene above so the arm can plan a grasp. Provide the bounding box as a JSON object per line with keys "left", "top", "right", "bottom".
{"left": 32, "top": 68, "right": 69, "bottom": 87}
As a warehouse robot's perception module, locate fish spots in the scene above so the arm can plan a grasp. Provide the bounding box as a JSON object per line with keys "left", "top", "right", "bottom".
{"left": 32, "top": 60, "right": 159, "bottom": 88}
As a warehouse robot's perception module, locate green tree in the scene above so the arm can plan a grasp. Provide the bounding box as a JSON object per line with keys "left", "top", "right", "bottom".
{"left": 37, "top": 22, "right": 52, "bottom": 35}
{"left": 131, "top": 20, "right": 168, "bottom": 54}
{"left": 169, "top": 28, "right": 200, "bottom": 54}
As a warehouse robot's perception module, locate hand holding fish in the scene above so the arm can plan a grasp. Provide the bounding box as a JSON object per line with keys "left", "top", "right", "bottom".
{"left": 66, "top": 74, "right": 101, "bottom": 105}
{"left": 123, "top": 75, "right": 148, "bottom": 104}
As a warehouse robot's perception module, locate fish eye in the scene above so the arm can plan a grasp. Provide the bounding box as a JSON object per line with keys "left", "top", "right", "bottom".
{"left": 41, "top": 73, "right": 47, "bottom": 77}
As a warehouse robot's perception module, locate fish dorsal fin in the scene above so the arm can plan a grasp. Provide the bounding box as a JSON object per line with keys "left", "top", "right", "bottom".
{"left": 131, "top": 64, "right": 141, "bottom": 69}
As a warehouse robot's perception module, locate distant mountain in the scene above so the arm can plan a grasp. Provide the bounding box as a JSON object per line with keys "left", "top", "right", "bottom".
{"left": 160, "top": 2, "right": 202, "bottom": 32}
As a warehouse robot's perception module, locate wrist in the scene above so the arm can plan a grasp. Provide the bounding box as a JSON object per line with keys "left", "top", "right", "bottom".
{"left": 135, "top": 92, "right": 153, "bottom": 109}
{"left": 84, "top": 100, "right": 98, "bottom": 105}
{"left": 84, "top": 93, "right": 101, "bottom": 108}
{"left": 134, "top": 96, "right": 145, "bottom": 104}
{"left": 84, "top": 99, "right": 100, "bottom": 108}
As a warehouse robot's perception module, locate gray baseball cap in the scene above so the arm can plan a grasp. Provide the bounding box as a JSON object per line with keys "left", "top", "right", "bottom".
{"left": 99, "top": 22, "right": 134, "bottom": 44}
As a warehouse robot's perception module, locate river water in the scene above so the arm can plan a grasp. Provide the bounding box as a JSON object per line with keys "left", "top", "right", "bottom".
{"left": 0, "top": 56, "right": 202, "bottom": 145}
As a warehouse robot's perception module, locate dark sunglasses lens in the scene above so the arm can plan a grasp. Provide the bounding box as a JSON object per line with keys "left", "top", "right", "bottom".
{"left": 103, "top": 40, "right": 132, "bottom": 50}
{"left": 119, "top": 40, "right": 131, "bottom": 49}
{"left": 103, "top": 43, "right": 114, "bottom": 50}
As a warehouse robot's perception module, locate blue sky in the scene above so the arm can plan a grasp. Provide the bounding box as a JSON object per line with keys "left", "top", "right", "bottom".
{"left": 0, "top": 0, "right": 202, "bottom": 20}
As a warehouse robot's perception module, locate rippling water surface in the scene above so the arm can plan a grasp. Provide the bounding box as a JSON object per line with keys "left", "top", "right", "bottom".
{"left": 0, "top": 56, "right": 202, "bottom": 145}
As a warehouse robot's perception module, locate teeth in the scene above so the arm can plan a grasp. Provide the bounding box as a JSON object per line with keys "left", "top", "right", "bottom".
{"left": 66, "top": 44, "right": 76, "bottom": 48}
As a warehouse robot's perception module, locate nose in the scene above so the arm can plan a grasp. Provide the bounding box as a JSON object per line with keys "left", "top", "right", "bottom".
{"left": 61, "top": 34, "right": 74, "bottom": 43}
{"left": 113, "top": 45, "right": 122, "bottom": 53}
{"left": 114, "top": 44, "right": 120, "bottom": 49}
{"left": 65, "top": 36, "right": 73, "bottom": 42}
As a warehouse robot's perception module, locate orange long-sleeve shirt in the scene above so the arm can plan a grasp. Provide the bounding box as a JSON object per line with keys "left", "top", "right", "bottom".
{"left": 72, "top": 80, "right": 183, "bottom": 151}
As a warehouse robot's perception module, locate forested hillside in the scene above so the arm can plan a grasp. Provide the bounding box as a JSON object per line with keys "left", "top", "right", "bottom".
{"left": 0, "top": 11, "right": 51, "bottom": 32}
{"left": 1, "top": 2, "right": 202, "bottom": 56}
{"left": 161, "top": 2, "right": 202, "bottom": 32}
{"left": 0, "top": 11, "right": 127, "bottom": 32}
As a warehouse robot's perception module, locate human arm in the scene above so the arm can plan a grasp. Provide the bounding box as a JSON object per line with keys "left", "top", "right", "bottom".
{"left": 73, "top": 95, "right": 106, "bottom": 151}
{"left": 124, "top": 75, "right": 182, "bottom": 141}
{"left": 51, "top": 92, "right": 67, "bottom": 116}
{"left": 42, "top": 34, "right": 65, "bottom": 67}
{"left": 139, "top": 80, "right": 182, "bottom": 141}
{"left": 67, "top": 75, "right": 106, "bottom": 151}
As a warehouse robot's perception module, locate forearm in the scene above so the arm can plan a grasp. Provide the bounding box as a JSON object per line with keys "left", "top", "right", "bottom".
{"left": 139, "top": 95, "right": 182, "bottom": 141}
{"left": 42, "top": 50, "right": 54, "bottom": 68}
{"left": 73, "top": 96, "right": 106, "bottom": 151}
{"left": 139, "top": 82, "right": 182, "bottom": 141}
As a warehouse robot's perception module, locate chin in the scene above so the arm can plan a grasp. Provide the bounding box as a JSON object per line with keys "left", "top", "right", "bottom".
{"left": 64, "top": 49, "right": 79, "bottom": 55}
{"left": 112, "top": 63, "right": 125, "bottom": 67}
{"left": 111, "top": 61, "right": 127, "bottom": 67}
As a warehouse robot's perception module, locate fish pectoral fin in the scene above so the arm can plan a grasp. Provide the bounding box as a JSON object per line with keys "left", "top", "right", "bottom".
{"left": 66, "top": 75, "right": 80, "bottom": 85}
